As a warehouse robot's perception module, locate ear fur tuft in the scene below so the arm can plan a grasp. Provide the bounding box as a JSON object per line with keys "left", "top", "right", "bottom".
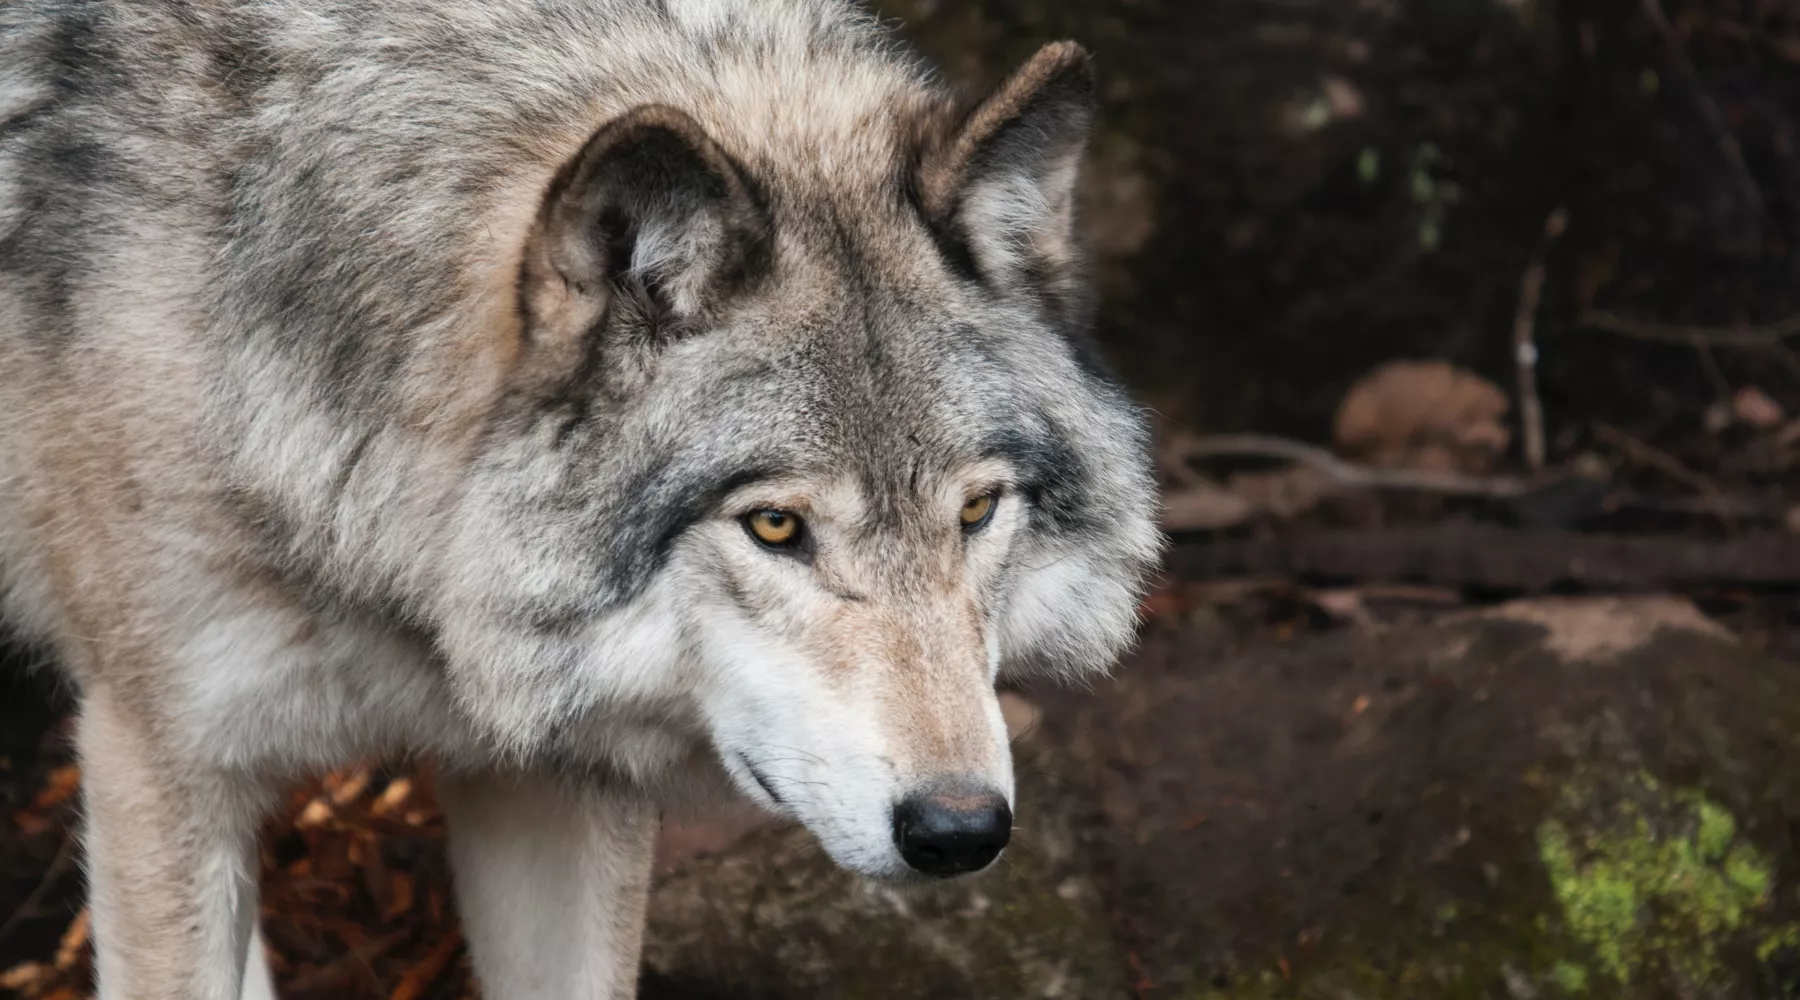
{"left": 917, "top": 42, "right": 1096, "bottom": 296}
{"left": 520, "top": 105, "right": 770, "bottom": 350}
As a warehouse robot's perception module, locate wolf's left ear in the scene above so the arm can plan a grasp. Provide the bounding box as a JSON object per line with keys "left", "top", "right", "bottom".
{"left": 918, "top": 41, "right": 1095, "bottom": 302}
{"left": 521, "top": 105, "right": 770, "bottom": 347}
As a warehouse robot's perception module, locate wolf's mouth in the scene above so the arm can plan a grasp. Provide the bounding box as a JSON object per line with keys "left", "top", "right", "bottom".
{"left": 737, "top": 754, "right": 786, "bottom": 806}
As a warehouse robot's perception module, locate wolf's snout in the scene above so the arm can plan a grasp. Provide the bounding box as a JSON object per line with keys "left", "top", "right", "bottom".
{"left": 891, "top": 784, "right": 1012, "bottom": 877}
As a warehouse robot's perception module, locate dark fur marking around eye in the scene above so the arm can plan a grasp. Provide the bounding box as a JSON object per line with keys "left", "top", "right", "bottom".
{"left": 983, "top": 419, "right": 1092, "bottom": 534}
{"left": 646, "top": 462, "right": 787, "bottom": 558}
{"left": 488, "top": 454, "right": 795, "bottom": 637}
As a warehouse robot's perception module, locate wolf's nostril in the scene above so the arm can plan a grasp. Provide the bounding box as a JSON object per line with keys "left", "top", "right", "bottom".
{"left": 891, "top": 784, "right": 1011, "bottom": 877}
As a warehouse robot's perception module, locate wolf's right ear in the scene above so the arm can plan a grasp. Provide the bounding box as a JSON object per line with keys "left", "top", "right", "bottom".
{"left": 521, "top": 105, "right": 769, "bottom": 348}
{"left": 917, "top": 42, "right": 1096, "bottom": 304}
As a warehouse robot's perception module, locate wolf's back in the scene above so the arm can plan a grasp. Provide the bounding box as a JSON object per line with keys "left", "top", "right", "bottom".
{"left": 0, "top": 0, "right": 939, "bottom": 644}
{"left": 1, "top": 0, "right": 928, "bottom": 402}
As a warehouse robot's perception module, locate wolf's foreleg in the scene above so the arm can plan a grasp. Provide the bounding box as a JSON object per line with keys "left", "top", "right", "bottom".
{"left": 241, "top": 924, "right": 278, "bottom": 1000}
{"left": 78, "top": 686, "right": 274, "bottom": 1000}
{"left": 441, "top": 772, "right": 657, "bottom": 1000}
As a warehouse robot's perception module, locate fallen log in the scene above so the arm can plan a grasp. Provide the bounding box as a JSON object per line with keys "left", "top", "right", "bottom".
{"left": 1168, "top": 526, "right": 1800, "bottom": 591}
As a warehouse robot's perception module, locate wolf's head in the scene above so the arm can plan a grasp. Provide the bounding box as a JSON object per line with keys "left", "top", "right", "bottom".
{"left": 433, "top": 40, "right": 1160, "bottom": 880}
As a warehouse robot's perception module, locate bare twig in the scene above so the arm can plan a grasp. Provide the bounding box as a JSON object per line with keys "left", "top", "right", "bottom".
{"left": 1579, "top": 308, "right": 1800, "bottom": 347}
{"left": 1170, "top": 433, "right": 1534, "bottom": 498}
{"left": 1167, "top": 433, "right": 1789, "bottom": 531}
{"left": 0, "top": 832, "right": 76, "bottom": 950}
{"left": 1693, "top": 338, "right": 1733, "bottom": 403}
{"left": 1641, "top": 0, "right": 1767, "bottom": 234}
{"left": 1514, "top": 209, "right": 1566, "bottom": 472}
{"left": 1674, "top": 11, "right": 1800, "bottom": 68}
{"left": 281, "top": 928, "right": 413, "bottom": 994}
{"left": 1770, "top": 345, "right": 1800, "bottom": 390}
{"left": 1592, "top": 423, "right": 1738, "bottom": 528}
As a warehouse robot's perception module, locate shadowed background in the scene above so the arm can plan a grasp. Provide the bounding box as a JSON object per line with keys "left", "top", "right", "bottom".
{"left": 9, "top": 0, "right": 1800, "bottom": 997}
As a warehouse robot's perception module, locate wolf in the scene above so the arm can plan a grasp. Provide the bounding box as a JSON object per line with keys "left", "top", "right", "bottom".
{"left": 0, "top": 0, "right": 1160, "bottom": 996}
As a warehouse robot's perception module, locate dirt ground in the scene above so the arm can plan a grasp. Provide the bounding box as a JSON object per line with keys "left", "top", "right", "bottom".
{"left": 8, "top": 0, "right": 1800, "bottom": 997}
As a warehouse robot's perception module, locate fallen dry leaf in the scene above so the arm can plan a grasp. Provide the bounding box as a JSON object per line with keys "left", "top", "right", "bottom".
{"left": 327, "top": 769, "right": 373, "bottom": 807}
{"left": 1333, "top": 360, "right": 1510, "bottom": 473}
{"left": 0, "top": 961, "right": 49, "bottom": 993}
{"left": 1160, "top": 479, "right": 1255, "bottom": 531}
{"left": 1321, "top": 75, "right": 1364, "bottom": 118}
{"left": 1226, "top": 466, "right": 1331, "bottom": 521}
{"left": 297, "top": 797, "right": 335, "bottom": 828}
{"left": 1138, "top": 584, "right": 1185, "bottom": 620}
{"left": 1778, "top": 419, "right": 1800, "bottom": 449}
{"left": 54, "top": 909, "right": 88, "bottom": 970}
{"left": 1310, "top": 589, "right": 1374, "bottom": 626}
{"left": 383, "top": 873, "right": 415, "bottom": 924}
{"left": 1732, "top": 385, "right": 1785, "bottom": 429}
{"left": 1160, "top": 464, "right": 1334, "bottom": 531}
{"left": 387, "top": 932, "right": 460, "bottom": 1000}
{"left": 371, "top": 778, "right": 413, "bottom": 818}
{"left": 14, "top": 764, "right": 80, "bottom": 834}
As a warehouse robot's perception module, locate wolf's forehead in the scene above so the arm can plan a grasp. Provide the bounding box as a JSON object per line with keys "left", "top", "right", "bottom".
{"left": 730, "top": 323, "right": 1080, "bottom": 499}
{"left": 783, "top": 310, "right": 1045, "bottom": 446}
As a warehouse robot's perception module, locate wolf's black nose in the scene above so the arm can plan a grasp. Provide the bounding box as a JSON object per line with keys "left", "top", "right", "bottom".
{"left": 893, "top": 785, "right": 1012, "bottom": 876}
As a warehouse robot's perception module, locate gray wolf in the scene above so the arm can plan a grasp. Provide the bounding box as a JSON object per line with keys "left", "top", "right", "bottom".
{"left": 0, "top": 0, "right": 1161, "bottom": 996}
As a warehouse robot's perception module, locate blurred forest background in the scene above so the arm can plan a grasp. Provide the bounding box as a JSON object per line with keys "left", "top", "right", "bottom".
{"left": 10, "top": 0, "right": 1800, "bottom": 997}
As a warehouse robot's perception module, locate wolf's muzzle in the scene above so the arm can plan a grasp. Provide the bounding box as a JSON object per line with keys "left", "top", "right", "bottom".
{"left": 891, "top": 782, "right": 1012, "bottom": 876}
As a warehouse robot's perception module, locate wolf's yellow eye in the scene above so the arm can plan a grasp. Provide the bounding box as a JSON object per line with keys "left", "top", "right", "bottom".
{"left": 960, "top": 492, "right": 998, "bottom": 531}
{"left": 745, "top": 509, "right": 802, "bottom": 547}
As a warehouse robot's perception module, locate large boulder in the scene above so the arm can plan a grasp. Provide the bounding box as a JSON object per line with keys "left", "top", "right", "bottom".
{"left": 641, "top": 598, "right": 1800, "bottom": 999}
{"left": 1051, "top": 596, "right": 1800, "bottom": 999}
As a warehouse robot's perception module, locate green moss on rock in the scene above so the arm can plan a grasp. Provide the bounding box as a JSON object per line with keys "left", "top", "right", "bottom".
{"left": 1179, "top": 769, "right": 1795, "bottom": 1000}
{"left": 1536, "top": 772, "right": 1792, "bottom": 992}
{"left": 1552, "top": 960, "right": 1590, "bottom": 993}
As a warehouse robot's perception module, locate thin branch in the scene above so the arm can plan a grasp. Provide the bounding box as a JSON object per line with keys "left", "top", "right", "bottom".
{"left": 1169, "top": 433, "right": 1791, "bottom": 529}
{"left": 1514, "top": 209, "right": 1566, "bottom": 472}
{"left": 0, "top": 832, "right": 76, "bottom": 949}
{"left": 1170, "top": 526, "right": 1800, "bottom": 591}
{"left": 1170, "top": 434, "right": 1533, "bottom": 498}
{"left": 1694, "top": 337, "right": 1732, "bottom": 403}
{"left": 1641, "top": 0, "right": 1767, "bottom": 233}
{"left": 1675, "top": 11, "right": 1800, "bottom": 64}
{"left": 1591, "top": 422, "right": 1738, "bottom": 529}
{"left": 1578, "top": 308, "right": 1800, "bottom": 347}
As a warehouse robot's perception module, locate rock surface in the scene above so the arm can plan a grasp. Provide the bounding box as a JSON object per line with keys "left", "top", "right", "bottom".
{"left": 640, "top": 598, "right": 1800, "bottom": 999}
{"left": 643, "top": 734, "right": 1118, "bottom": 1000}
